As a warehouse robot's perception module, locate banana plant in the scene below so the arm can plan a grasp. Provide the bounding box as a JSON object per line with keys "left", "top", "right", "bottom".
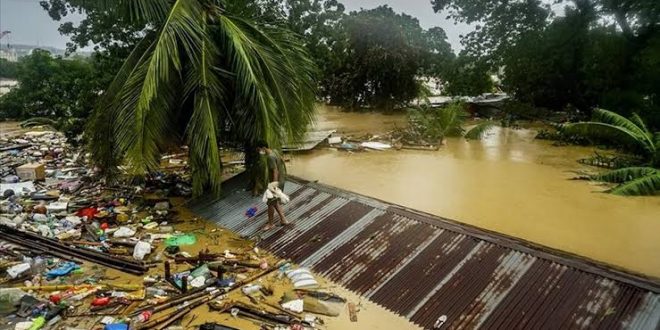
{"left": 408, "top": 102, "right": 495, "bottom": 142}
{"left": 562, "top": 109, "right": 660, "bottom": 196}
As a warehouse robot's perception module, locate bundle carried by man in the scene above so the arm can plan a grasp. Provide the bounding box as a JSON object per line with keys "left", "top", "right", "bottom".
{"left": 262, "top": 182, "right": 290, "bottom": 205}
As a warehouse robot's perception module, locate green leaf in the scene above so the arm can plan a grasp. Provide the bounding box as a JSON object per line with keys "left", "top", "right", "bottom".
{"left": 561, "top": 122, "right": 654, "bottom": 157}
{"left": 119, "top": 0, "right": 170, "bottom": 23}
{"left": 592, "top": 109, "right": 650, "bottom": 138}
{"left": 465, "top": 121, "right": 496, "bottom": 140}
{"left": 629, "top": 113, "right": 650, "bottom": 136}
{"left": 608, "top": 172, "right": 660, "bottom": 196}
{"left": 591, "top": 167, "right": 658, "bottom": 183}
{"left": 114, "top": 0, "right": 207, "bottom": 175}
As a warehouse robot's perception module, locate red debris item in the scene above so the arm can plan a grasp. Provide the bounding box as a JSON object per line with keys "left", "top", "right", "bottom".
{"left": 100, "top": 223, "right": 109, "bottom": 230}
{"left": 137, "top": 310, "right": 152, "bottom": 322}
{"left": 91, "top": 297, "right": 110, "bottom": 306}
{"left": 76, "top": 207, "right": 98, "bottom": 219}
{"left": 49, "top": 294, "right": 61, "bottom": 304}
{"left": 291, "top": 324, "right": 304, "bottom": 330}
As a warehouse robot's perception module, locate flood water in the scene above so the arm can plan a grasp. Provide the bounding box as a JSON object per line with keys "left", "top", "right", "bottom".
{"left": 289, "top": 106, "right": 660, "bottom": 278}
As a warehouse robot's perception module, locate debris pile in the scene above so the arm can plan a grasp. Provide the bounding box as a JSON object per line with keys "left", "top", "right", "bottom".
{"left": 0, "top": 128, "right": 350, "bottom": 329}
{"left": 318, "top": 131, "right": 439, "bottom": 153}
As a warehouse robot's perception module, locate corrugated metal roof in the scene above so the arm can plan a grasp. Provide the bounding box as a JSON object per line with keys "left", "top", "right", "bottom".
{"left": 191, "top": 175, "right": 660, "bottom": 329}
{"left": 282, "top": 130, "right": 336, "bottom": 151}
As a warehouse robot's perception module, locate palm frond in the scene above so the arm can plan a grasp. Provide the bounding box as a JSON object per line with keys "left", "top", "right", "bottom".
{"left": 229, "top": 20, "right": 317, "bottom": 143}
{"left": 217, "top": 15, "right": 277, "bottom": 146}
{"left": 217, "top": 15, "right": 316, "bottom": 148}
{"left": 561, "top": 122, "right": 654, "bottom": 156}
{"left": 608, "top": 172, "right": 660, "bottom": 196}
{"left": 592, "top": 109, "right": 655, "bottom": 151}
{"left": 591, "top": 167, "right": 658, "bottom": 183}
{"left": 437, "top": 104, "right": 466, "bottom": 137}
{"left": 465, "top": 121, "right": 496, "bottom": 140}
{"left": 185, "top": 25, "right": 225, "bottom": 196}
{"left": 114, "top": 0, "right": 207, "bottom": 175}
{"left": 119, "top": 0, "right": 170, "bottom": 23}
{"left": 87, "top": 33, "right": 157, "bottom": 176}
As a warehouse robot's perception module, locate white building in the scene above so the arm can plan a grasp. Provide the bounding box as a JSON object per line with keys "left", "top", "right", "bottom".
{"left": 0, "top": 49, "right": 18, "bottom": 62}
{"left": 0, "top": 78, "right": 18, "bottom": 96}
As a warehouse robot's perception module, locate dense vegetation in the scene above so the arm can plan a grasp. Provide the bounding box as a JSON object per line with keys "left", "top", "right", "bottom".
{"left": 0, "top": 50, "right": 102, "bottom": 122}
{"left": 0, "top": 59, "right": 19, "bottom": 78}
{"left": 407, "top": 102, "right": 494, "bottom": 143}
{"left": 432, "top": 0, "right": 660, "bottom": 130}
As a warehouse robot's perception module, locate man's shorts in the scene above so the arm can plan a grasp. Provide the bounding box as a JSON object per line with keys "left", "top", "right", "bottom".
{"left": 267, "top": 197, "right": 280, "bottom": 206}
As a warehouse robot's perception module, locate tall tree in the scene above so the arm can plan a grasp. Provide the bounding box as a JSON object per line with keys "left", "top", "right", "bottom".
{"left": 0, "top": 50, "right": 99, "bottom": 120}
{"left": 433, "top": 0, "right": 660, "bottom": 129}
{"left": 325, "top": 6, "right": 453, "bottom": 110}
{"left": 432, "top": 0, "right": 551, "bottom": 65}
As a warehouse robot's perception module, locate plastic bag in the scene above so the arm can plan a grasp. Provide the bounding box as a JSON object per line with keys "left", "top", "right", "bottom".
{"left": 133, "top": 241, "right": 152, "bottom": 260}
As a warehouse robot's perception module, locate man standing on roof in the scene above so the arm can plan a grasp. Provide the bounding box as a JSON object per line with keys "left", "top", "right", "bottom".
{"left": 256, "top": 141, "right": 289, "bottom": 230}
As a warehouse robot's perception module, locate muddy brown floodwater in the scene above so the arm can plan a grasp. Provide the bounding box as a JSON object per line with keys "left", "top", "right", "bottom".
{"left": 289, "top": 105, "right": 660, "bottom": 278}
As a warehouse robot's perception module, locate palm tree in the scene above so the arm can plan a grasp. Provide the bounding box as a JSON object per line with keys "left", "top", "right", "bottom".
{"left": 407, "top": 102, "right": 495, "bottom": 143}
{"left": 562, "top": 109, "right": 660, "bottom": 196}
{"left": 87, "top": 0, "right": 316, "bottom": 196}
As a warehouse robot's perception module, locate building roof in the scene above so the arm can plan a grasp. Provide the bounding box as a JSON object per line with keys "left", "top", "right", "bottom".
{"left": 191, "top": 175, "right": 660, "bottom": 329}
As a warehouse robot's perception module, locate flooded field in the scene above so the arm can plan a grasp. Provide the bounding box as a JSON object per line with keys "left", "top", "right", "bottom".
{"left": 289, "top": 106, "right": 660, "bottom": 278}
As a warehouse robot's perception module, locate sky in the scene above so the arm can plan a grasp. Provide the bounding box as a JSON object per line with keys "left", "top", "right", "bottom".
{"left": 0, "top": 0, "right": 472, "bottom": 53}
{"left": 0, "top": 0, "right": 84, "bottom": 49}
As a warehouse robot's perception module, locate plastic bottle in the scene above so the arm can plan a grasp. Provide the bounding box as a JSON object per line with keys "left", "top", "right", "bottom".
{"left": 145, "top": 287, "right": 167, "bottom": 297}
{"left": 28, "top": 316, "right": 45, "bottom": 330}
{"left": 30, "top": 257, "right": 46, "bottom": 276}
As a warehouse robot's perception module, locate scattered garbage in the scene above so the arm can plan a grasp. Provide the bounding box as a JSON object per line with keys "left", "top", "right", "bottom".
{"left": 0, "top": 128, "right": 350, "bottom": 330}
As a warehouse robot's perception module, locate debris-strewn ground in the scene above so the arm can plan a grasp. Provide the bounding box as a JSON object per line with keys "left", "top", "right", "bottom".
{"left": 0, "top": 125, "right": 416, "bottom": 330}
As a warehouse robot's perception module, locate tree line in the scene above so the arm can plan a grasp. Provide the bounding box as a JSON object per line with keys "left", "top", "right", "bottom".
{"left": 0, "top": 0, "right": 657, "bottom": 194}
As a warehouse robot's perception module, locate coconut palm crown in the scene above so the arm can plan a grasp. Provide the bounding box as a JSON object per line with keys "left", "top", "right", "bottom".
{"left": 87, "top": 0, "right": 317, "bottom": 196}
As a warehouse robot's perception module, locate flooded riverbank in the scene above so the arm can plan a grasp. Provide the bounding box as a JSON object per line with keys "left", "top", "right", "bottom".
{"left": 289, "top": 106, "right": 660, "bottom": 278}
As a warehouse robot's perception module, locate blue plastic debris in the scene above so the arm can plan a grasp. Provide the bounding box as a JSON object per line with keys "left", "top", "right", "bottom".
{"left": 104, "top": 324, "right": 128, "bottom": 330}
{"left": 46, "top": 262, "right": 80, "bottom": 280}
{"left": 245, "top": 206, "right": 258, "bottom": 218}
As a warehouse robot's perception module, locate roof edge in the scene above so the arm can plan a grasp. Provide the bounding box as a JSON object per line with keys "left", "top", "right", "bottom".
{"left": 290, "top": 175, "right": 660, "bottom": 293}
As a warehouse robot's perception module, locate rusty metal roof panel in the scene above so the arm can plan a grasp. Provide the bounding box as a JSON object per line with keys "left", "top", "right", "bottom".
{"left": 191, "top": 176, "right": 660, "bottom": 329}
